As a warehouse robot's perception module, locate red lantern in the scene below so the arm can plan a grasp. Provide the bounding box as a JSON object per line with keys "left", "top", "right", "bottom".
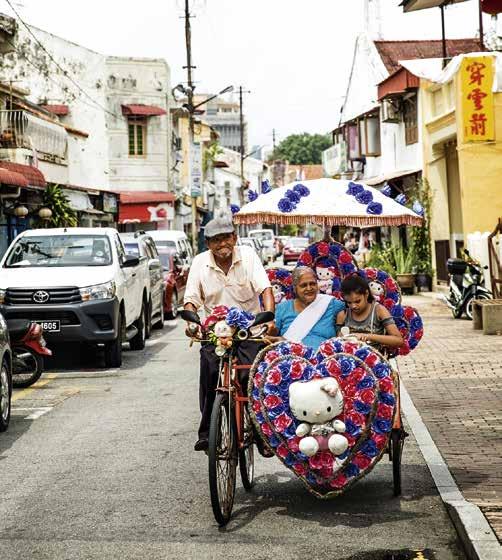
{"left": 156, "top": 207, "right": 168, "bottom": 219}
{"left": 482, "top": 0, "right": 502, "bottom": 15}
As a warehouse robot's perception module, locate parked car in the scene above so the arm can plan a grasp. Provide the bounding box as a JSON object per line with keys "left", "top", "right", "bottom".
{"left": 283, "top": 237, "right": 310, "bottom": 264}
{"left": 148, "top": 230, "right": 193, "bottom": 269}
{"left": 239, "top": 237, "right": 267, "bottom": 265}
{"left": 0, "top": 228, "right": 151, "bottom": 368}
{"left": 276, "top": 236, "right": 290, "bottom": 257}
{"left": 161, "top": 252, "right": 187, "bottom": 319}
{"left": 120, "top": 231, "right": 165, "bottom": 336}
{"left": 248, "top": 229, "right": 276, "bottom": 262}
{"left": 0, "top": 313, "right": 12, "bottom": 432}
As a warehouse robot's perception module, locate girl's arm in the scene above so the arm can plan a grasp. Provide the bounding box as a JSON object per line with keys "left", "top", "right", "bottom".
{"left": 335, "top": 310, "right": 346, "bottom": 335}
{"left": 352, "top": 305, "right": 404, "bottom": 348}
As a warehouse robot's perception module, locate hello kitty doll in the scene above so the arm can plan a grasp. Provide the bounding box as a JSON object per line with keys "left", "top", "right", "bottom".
{"left": 272, "top": 283, "right": 286, "bottom": 304}
{"left": 316, "top": 263, "right": 337, "bottom": 295}
{"left": 368, "top": 280, "right": 385, "bottom": 302}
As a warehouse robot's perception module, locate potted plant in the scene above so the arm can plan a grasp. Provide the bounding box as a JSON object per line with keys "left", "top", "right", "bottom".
{"left": 390, "top": 245, "right": 416, "bottom": 292}
{"left": 409, "top": 178, "right": 433, "bottom": 291}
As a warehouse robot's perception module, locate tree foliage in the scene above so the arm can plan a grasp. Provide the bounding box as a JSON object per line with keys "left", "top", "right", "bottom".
{"left": 36, "top": 184, "right": 78, "bottom": 228}
{"left": 271, "top": 133, "right": 331, "bottom": 165}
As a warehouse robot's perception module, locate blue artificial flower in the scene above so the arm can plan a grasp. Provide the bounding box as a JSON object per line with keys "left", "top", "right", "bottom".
{"left": 255, "top": 412, "right": 264, "bottom": 424}
{"left": 285, "top": 189, "right": 301, "bottom": 204}
{"left": 372, "top": 418, "right": 392, "bottom": 434}
{"left": 344, "top": 419, "right": 361, "bottom": 437}
{"left": 409, "top": 337, "right": 419, "bottom": 349}
{"left": 344, "top": 463, "right": 360, "bottom": 478}
{"left": 226, "top": 307, "right": 255, "bottom": 329}
{"left": 332, "top": 277, "right": 341, "bottom": 292}
{"left": 275, "top": 269, "right": 289, "bottom": 279}
{"left": 303, "top": 364, "right": 316, "bottom": 380}
{"left": 341, "top": 263, "right": 356, "bottom": 275}
{"left": 354, "top": 400, "right": 371, "bottom": 415}
{"left": 380, "top": 392, "right": 395, "bottom": 406}
{"left": 381, "top": 184, "right": 392, "bottom": 197}
{"left": 293, "top": 183, "right": 310, "bottom": 197}
{"left": 278, "top": 198, "right": 295, "bottom": 213}
{"left": 339, "top": 357, "right": 356, "bottom": 376}
{"left": 267, "top": 405, "right": 286, "bottom": 419}
{"left": 391, "top": 304, "right": 404, "bottom": 319}
{"left": 247, "top": 189, "right": 259, "bottom": 202}
{"left": 374, "top": 362, "right": 390, "bottom": 379}
{"left": 264, "top": 383, "right": 281, "bottom": 396}
{"left": 306, "top": 473, "right": 318, "bottom": 485}
{"left": 332, "top": 340, "right": 344, "bottom": 353}
{"left": 278, "top": 361, "right": 292, "bottom": 377}
{"left": 367, "top": 202, "right": 383, "bottom": 215}
{"left": 356, "top": 189, "right": 374, "bottom": 205}
{"left": 411, "top": 316, "right": 423, "bottom": 330}
{"left": 388, "top": 291, "right": 400, "bottom": 303}
{"left": 412, "top": 201, "right": 424, "bottom": 216}
{"left": 257, "top": 361, "right": 267, "bottom": 374}
{"left": 357, "top": 376, "right": 375, "bottom": 390}
{"left": 347, "top": 182, "right": 364, "bottom": 196}
{"left": 230, "top": 204, "right": 240, "bottom": 215}
{"left": 355, "top": 347, "right": 370, "bottom": 360}
{"left": 395, "top": 193, "right": 407, "bottom": 205}
{"left": 284, "top": 424, "right": 298, "bottom": 440}
{"left": 330, "top": 244, "right": 341, "bottom": 257}
{"left": 284, "top": 454, "right": 296, "bottom": 467}
{"left": 377, "top": 270, "right": 387, "bottom": 283}
{"left": 278, "top": 343, "right": 291, "bottom": 356}
{"left": 261, "top": 179, "right": 272, "bottom": 194}
{"left": 394, "top": 318, "right": 407, "bottom": 331}
{"left": 252, "top": 388, "right": 260, "bottom": 400}
{"left": 358, "top": 269, "right": 368, "bottom": 280}
{"left": 304, "top": 348, "right": 316, "bottom": 362}
{"left": 269, "top": 434, "right": 281, "bottom": 448}
{"left": 361, "top": 440, "right": 379, "bottom": 458}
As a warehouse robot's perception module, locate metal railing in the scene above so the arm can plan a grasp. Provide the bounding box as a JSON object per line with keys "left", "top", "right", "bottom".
{"left": 0, "top": 110, "right": 68, "bottom": 159}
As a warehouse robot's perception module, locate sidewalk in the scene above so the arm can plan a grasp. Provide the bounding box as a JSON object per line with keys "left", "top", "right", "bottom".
{"left": 400, "top": 293, "right": 502, "bottom": 550}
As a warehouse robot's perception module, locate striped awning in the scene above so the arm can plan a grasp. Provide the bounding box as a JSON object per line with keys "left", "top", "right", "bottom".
{"left": 0, "top": 162, "right": 46, "bottom": 188}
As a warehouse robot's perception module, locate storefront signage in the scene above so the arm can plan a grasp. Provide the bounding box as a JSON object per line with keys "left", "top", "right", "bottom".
{"left": 190, "top": 141, "right": 202, "bottom": 197}
{"left": 461, "top": 56, "right": 495, "bottom": 143}
{"left": 103, "top": 192, "right": 118, "bottom": 214}
{"left": 322, "top": 142, "right": 348, "bottom": 177}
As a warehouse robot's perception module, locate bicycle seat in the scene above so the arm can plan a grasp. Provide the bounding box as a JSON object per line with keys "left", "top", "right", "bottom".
{"left": 7, "top": 318, "right": 32, "bottom": 340}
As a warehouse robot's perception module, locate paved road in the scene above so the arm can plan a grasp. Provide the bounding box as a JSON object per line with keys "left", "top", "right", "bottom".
{"left": 0, "top": 320, "right": 466, "bottom": 559}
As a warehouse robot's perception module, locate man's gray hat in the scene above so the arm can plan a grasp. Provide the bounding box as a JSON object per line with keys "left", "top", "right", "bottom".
{"left": 204, "top": 211, "right": 235, "bottom": 239}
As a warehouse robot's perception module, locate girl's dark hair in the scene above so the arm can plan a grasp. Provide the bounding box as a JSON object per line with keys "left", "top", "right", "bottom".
{"left": 341, "top": 274, "right": 374, "bottom": 302}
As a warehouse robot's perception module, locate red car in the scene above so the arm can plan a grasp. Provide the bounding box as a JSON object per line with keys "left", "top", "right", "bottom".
{"left": 283, "top": 237, "right": 309, "bottom": 265}
{"left": 158, "top": 250, "right": 188, "bottom": 319}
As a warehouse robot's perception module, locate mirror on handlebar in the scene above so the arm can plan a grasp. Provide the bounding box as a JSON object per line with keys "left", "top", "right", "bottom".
{"left": 252, "top": 311, "right": 275, "bottom": 326}
{"left": 180, "top": 310, "right": 201, "bottom": 325}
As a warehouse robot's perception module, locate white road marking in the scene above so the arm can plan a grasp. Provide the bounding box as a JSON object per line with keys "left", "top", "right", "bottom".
{"left": 12, "top": 406, "right": 53, "bottom": 420}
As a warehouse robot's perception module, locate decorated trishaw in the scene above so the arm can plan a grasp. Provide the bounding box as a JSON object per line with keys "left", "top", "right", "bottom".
{"left": 183, "top": 178, "right": 424, "bottom": 526}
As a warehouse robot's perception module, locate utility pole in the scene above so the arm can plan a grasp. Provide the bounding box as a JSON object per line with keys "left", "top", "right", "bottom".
{"left": 272, "top": 128, "right": 276, "bottom": 152}
{"left": 239, "top": 86, "right": 250, "bottom": 205}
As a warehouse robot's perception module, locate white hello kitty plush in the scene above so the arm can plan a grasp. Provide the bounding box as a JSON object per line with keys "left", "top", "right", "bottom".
{"left": 316, "top": 264, "right": 336, "bottom": 294}
{"left": 368, "top": 281, "right": 385, "bottom": 302}
{"left": 289, "top": 378, "right": 349, "bottom": 471}
{"left": 272, "top": 283, "right": 285, "bottom": 304}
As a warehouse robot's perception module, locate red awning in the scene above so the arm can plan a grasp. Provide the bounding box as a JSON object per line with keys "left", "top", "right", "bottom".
{"left": 119, "top": 191, "right": 175, "bottom": 224}
{"left": 42, "top": 104, "right": 69, "bottom": 116}
{"left": 378, "top": 67, "right": 420, "bottom": 101}
{"left": 0, "top": 167, "right": 28, "bottom": 188}
{"left": 0, "top": 162, "right": 46, "bottom": 188}
{"left": 121, "top": 104, "right": 167, "bottom": 117}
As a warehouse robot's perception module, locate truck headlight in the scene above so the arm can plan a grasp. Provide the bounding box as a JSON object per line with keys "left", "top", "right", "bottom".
{"left": 0, "top": 289, "right": 5, "bottom": 304}
{"left": 80, "top": 281, "right": 116, "bottom": 301}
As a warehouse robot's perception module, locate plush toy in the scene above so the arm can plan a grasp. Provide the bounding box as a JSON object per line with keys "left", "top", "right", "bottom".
{"left": 289, "top": 378, "right": 349, "bottom": 470}
{"left": 272, "top": 283, "right": 286, "bottom": 304}
{"left": 316, "top": 264, "right": 337, "bottom": 295}
{"left": 213, "top": 320, "right": 235, "bottom": 350}
{"left": 368, "top": 280, "right": 385, "bottom": 302}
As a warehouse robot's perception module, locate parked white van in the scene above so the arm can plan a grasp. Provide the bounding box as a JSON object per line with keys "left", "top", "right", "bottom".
{"left": 148, "top": 230, "right": 193, "bottom": 267}
{"left": 248, "top": 229, "right": 276, "bottom": 262}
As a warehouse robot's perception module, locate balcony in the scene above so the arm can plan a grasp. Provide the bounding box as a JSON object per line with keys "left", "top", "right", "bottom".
{"left": 0, "top": 110, "right": 68, "bottom": 162}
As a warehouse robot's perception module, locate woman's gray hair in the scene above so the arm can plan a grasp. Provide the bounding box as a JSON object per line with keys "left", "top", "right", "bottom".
{"left": 292, "top": 266, "right": 317, "bottom": 290}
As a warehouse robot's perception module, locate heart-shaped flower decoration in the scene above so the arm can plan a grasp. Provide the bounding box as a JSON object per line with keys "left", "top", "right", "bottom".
{"left": 391, "top": 305, "right": 424, "bottom": 356}
{"left": 360, "top": 268, "right": 401, "bottom": 311}
{"left": 249, "top": 339, "right": 398, "bottom": 498}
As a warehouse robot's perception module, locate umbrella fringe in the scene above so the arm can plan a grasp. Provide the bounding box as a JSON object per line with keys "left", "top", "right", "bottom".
{"left": 233, "top": 213, "right": 423, "bottom": 227}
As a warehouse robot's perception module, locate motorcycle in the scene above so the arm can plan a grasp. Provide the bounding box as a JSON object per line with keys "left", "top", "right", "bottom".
{"left": 7, "top": 320, "right": 52, "bottom": 388}
{"left": 441, "top": 249, "right": 492, "bottom": 320}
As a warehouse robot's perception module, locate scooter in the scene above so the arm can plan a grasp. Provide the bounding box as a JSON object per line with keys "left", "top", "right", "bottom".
{"left": 7, "top": 320, "right": 52, "bottom": 388}
{"left": 441, "top": 249, "right": 492, "bottom": 320}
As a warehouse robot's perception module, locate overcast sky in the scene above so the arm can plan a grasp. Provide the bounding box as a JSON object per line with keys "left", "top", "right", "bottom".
{"left": 0, "top": 0, "right": 485, "bottom": 150}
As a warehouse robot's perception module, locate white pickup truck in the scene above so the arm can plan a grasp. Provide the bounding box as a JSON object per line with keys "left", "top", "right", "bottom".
{"left": 0, "top": 227, "right": 150, "bottom": 368}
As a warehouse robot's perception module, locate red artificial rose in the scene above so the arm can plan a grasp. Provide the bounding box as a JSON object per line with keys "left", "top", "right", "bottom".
{"left": 320, "top": 465, "right": 334, "bottom": 479}
{"left": 290, "top": 343, "right": 304, "bottom": 356}
{"left": 262, "top": 423, "right": 273, "bottom": 437}
{"left": 253, "top": 373, "right": 263, "bottom": 388}
{"left": 321, "top": 342, "right": 334, "bottom": 356}
{"left": 327, "top": 360, "right": 341, "bottom": 377}
{"left": 318, "top": 242, "right": 330, "bottom": 256}
{"left": 319, "top": 451, "right": 334, "bottom": 468}
{"left": 345, "top": 410, "right": 366, "bottom": 427}
{"left": 252, "top": 400, "right": 261, "bottom": 413}
{"left": 301, "top": 253, "right": 313, "bottom": 265}
{"left": 285, "top": 276, "right": 293, "bottom": 285}
{"left": 309, "top": 453, "right": 324, "bottom": 470}
{"left": 274, "top": 413, "right": 292, "bottom": 433}
{"left": 288, "top": 436, "right": 301, "bottom": 453}
{"left": 339, "top": 251, "right": 353, "bottom": 264}
{"left": 345, "top": 433, "right": 356, "bottom": 447}
{"left": 398, "top": 342, "right": 410, "bottom": 356}
{"left": 264, "top": 395, "right": 283, "bottom": 409}
{"left": 372, "top": 434, "right": 388, "bottom": 449}
{"left": 353, "top": 453, "right": 372, "bottom": 470}
{"left": 404, "top": 307, "right": 415, "bottom": 321}
{"left": 414, "top": 328, "right": 424, "bottom": 340}
{"left": 378, "top": 376, "right": 394, "bottom": 394}
{"left": 276, "top": 443, "right": 290, "bottom": 459}
{"left": 350, "top": 367, "right": 366, "bottom": 384}
{"left": 344, "top": 342, "right": 358, "bottom": 355}
{"left": 330, "top": 473, "right": 347, "bottom": 489}
{"left": 342, "top": 382, "right": 358, "bottom": 399}
{"left": 366, "top": 268, "right": 377, "bottom": 280}
{"left": 267, "top": 368, "right": 282, "bottom": 385}
{"left": 383, "top": 298, "right": 395, "bottom": 310}
{"left": 211, "top": 305, "right": 229, "bottom": 319}
{"left": 384, "top": 278, "right": 396, "bottom": 291}
{"left": 359, "top": 388, "right": 375, "bottom": 405}
{"left": 376, "top": 403, "right": 394, "bottom": 420}
{"left": 265, "top": 350, "right": 280, "bottom": 363}
{"left": 365, "top": 353, "right": 379, "bottom": 367}
{"left": 291, "top": 361, "right": 305, "bottom": 380}
{"left": 399, "top": 328, "right": 408, "bottom": 337}
{"left": 293, "top": 462, "right": 308, "bottom": 476}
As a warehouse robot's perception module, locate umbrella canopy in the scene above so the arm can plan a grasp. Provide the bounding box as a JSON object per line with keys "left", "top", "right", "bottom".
{"left": 233, "top": 179, "right": 423, "bottom": 227}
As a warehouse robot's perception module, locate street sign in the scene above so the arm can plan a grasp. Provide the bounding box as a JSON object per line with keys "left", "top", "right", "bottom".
{"left": 190, "top": 141, "right": 202, "bottom": 197}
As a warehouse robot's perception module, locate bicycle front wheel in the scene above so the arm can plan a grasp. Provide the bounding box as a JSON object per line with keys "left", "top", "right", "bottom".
{"left": 208, "top": 392, "right": 237, "bottom": 526}
{"left": 239, "top": 406, "right": 255, "bottom": 490}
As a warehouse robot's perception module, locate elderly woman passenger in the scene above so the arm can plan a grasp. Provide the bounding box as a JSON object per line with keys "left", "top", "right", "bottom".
{"left": 266, "top": 267, "right": 344, "bottom": 351}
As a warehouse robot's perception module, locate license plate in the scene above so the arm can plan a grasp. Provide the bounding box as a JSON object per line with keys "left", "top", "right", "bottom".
{"left": 36, "top": 320, "right": 61, "bottom": 333}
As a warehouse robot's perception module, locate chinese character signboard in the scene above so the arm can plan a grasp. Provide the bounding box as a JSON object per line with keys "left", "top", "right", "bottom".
{"left": 461, "top": 56, "right": 495, "bottom": 143}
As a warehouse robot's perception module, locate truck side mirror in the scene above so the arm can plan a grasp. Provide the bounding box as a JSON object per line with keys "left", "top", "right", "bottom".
{"left": 122, "top": 254, "right": 140, "bottom": 268}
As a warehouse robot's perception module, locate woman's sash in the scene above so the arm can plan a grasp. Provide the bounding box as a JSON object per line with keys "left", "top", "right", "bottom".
{"left": 283, "top": 294, "right": 332, "bottom": 343}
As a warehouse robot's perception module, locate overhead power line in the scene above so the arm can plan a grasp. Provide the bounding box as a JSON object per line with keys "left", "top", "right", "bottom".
{"left": 4, "top": 0, "right": 118, "bottom": 118}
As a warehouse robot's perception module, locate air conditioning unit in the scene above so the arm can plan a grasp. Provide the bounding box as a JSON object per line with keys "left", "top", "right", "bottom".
{"left": 382, "top": 98, "right": 401, "bottom": 123}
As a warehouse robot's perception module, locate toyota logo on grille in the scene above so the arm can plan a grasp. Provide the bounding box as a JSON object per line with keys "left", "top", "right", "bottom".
{"left": 32, "top": 290, "right": 50, "bottom": 304}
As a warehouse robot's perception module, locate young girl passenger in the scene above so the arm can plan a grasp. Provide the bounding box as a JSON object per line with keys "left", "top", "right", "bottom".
{"left": 336, "top": 275, "right": 404, "bottom": 350}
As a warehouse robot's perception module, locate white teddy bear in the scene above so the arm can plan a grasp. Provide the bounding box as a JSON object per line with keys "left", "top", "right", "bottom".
{"left": 369, "top": 280, "right": 385, "bottom": 302}
{"left": 289, "top": 378, "right": 349, "bottom": 469}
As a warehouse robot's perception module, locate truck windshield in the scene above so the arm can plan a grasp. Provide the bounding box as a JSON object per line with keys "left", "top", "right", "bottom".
{"left": 4, "top": 235, "right": 113, "bottom": 268}
{"left": 250, "top": 230, "right": 273, "bottom": 242}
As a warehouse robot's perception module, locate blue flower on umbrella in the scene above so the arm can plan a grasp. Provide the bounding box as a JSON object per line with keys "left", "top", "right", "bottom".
{"left": 261, "top": 180, "right": 272, "bottom": 194}
{"left": 395, "top": 193, "right": 407, "bottom": 205}
{"left": 293, "top": 183, "right": 310, "bottom": 197}
{"left": 356, "top": 190, "right": 373, "bottom": 205}
{"left": 285, "top": 189, "right": 301, "bottom": 204}
{"left": 382, "top": 184, "right": 392, "bottom": 197}
{"left": 366, "top": 202, "right": 383, "bottom": 215}
{"left": 278, "top": 198, "right": 295, "bottom": 213}
{"left": 248, "top": 189, "right": 259, "bottom": 202}
{"left": 412, "top": 201, "right": 424, "bottom": 216}
{"left": 347, "top": 182, "right": 364, "bottom": 196}
{"left": 230, "top": 204, "right": 240, "bottom": 215}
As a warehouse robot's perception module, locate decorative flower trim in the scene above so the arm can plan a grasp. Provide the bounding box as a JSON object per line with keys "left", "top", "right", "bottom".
{"left": 249, "top": 339, "right": 398, "bottom": 498}
{"left": 382, "top": 184, "right": 392, "bottom": 197}
{"left": 412, "top": 201, "right": 424, "bottom": 216}
{"left": 202, "top": 305, "right": 254, "bottom": 332}
{"left": 359, "top": 268, "right": 402, "bottom": 311}
{"left": 293, "top": 183, "right": 310, "bottom": 197}
{"left": 230, "top": 204, "right": 240, "bottom": 215}
{"left": 346, "top": 182, "right": 365, "bottom": 196}
{"left": 355, "top": 189, "right": 373, "bottom": 205}
{"left": 393, "top": 306, "right": 424, "bottom": 356}
{"left": 395, "top": 193, "right": 407, "bottom": 205}
{"left": 366, "top": 201, "right": 383, "bottom": 215}
{"left": 277, "top": 183, "right": 311, "bottom": 213}
{"left": 248, "top": 189, "right": 259, "bottom": 202}
{"left": 261, "top": 180, "right": 272, "bottom": 194}
{"left": 267, "top": 268, "right": 294, "bottom": 304}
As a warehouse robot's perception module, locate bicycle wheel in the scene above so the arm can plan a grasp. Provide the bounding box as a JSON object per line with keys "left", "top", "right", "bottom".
{"left": 208, "top": 392, "right": 237, "bottom": 526}
{"left": 391, "top": 428, "right": 405, "bottom": 496}
{"left": 239, "top": 406, "right": 255, "bottom": 491}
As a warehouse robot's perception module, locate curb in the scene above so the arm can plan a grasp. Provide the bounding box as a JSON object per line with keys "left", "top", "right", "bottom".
{"left": 400, "top": 382, "right": 502, "bottom": 560}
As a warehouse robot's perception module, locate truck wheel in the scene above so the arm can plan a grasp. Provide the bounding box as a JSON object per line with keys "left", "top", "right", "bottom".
{"left": 0, "top": 359, "right": 12, "bottom": 432}
{"left": 130, "top": 303, "right": 146, "bottom": 351}
{"left": 104, "top": 312, "right": 123, "bottom": 368}
{"left": 145, "top": 298, "right": 152, "bottom": 339}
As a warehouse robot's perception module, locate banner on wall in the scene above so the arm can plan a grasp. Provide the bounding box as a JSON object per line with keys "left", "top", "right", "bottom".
{"left": 460, "top": 55, "right": 495, "bottom": 143}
